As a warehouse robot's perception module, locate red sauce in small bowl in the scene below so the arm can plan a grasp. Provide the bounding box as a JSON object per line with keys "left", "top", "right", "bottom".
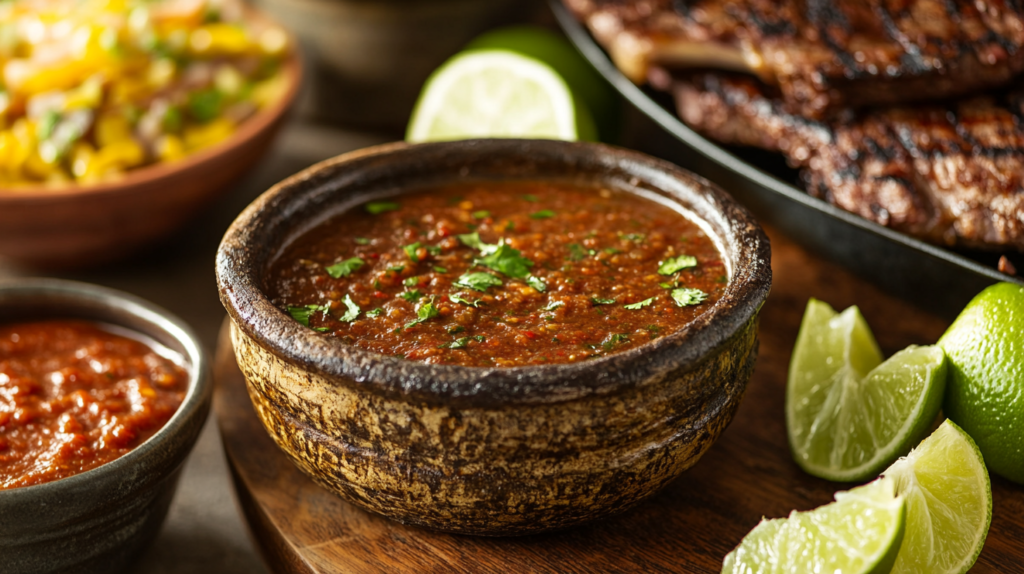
{"left": 0, "top": 320, "right": 189, "bottom": 490}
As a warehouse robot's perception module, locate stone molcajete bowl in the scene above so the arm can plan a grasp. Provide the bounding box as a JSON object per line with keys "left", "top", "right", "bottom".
{"left": 0, "top": 278, "right": 211, "bottom": 573}
{"left": 216, "top": 139, "right": 771, "bottom": 536}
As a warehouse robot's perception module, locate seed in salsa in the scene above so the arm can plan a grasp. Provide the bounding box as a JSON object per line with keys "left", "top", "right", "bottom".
{"left": 0, "top": 321, "right": 188, "bottom": 490}
{"left": 267, "top": 181, "right": 729, "bottom": 367}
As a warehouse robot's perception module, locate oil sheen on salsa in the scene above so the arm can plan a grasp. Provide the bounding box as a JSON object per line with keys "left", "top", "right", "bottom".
{"left": 0, "top": 321, "right": 188, "bottom": 489}
{"left": 267, "top": 182, "right": 728, "bottom": 367}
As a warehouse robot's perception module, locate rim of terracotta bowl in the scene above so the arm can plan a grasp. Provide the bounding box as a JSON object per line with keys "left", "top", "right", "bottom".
{"left": 0, "top": 278, "right": 211, "bottom": 498}
{"left": 217, "top": 139, "right": 771, "bottom": 407}
{"left": 0, "top": 9, "right": 301, "bottom": 200}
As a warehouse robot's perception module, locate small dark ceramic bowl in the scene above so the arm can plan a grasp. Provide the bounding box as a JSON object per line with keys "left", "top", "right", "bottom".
{"left": 216, "top": 139, "right": 771, "bottom": 536}
{"left": 0, "top": 279, "right": 211, "bottom": 574}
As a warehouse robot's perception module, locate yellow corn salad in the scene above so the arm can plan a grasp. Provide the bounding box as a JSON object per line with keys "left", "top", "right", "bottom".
{"left": 0, "top": 0, "right": 289, "bottom": 187}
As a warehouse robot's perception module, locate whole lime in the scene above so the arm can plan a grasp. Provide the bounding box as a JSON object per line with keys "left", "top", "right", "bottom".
{"left": 939, "top": 282, "right": 1024, "bottom": 484}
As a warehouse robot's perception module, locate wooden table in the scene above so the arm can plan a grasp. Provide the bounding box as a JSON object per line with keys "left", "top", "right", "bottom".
{"left": 214, "top": 227, "right": 1024, "bottom": 573}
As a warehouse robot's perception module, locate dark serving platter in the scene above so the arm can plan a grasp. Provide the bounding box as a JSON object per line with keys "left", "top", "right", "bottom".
{"left": 551, "top": 1, "right": 1023, "bottom": 321}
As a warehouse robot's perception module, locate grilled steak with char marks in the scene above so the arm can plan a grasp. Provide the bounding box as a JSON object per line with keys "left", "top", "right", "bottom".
{"left": 671, "top": 72, "right": 1024, "bottom": 251}
{"left": 566, "top": 0, "right": 1024, "bottom": 119}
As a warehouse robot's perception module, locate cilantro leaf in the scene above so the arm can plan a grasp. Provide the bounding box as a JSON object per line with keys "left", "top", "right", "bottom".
{"left": 450, "top": 294, "right": 483, "bottom": 307}
{"left": 591, "top": 297, "right": 616, "bottom": 305}
{"left": 287, "top": 303, "right": 330, "bottom": 327}
{"left": 530, "top": 209, "right": 555, "bottom": 219}
{"left": 526, "top": 275, "right": 547, "bottom": 292}
{"left": 619, "top": 232, "right": 645, "bottom": 243}
{"left": 426, "top": 245, "right": 442, "bottom": 255}
{"left": 403, "top": 276, "right": 420, "bottom": 287}
{"left": 472, "top": 210, "right": 490, "bottom": 219}
{"left": 400, "top": 290, "right": 423, "bottom": 302}
{"left": 658, "top": 255, "right": 698, "bottom": 275}
{"left": 339, "top": 295, "right": 361, "bottom": 322}
{"left": 457, "top": 232, "right": 497, "bottom": 253}
{"left": 325, "top": 257, "right": 364, "bottom": 278}
{"left": 477, "top": 242, "right": 533, "bottom": 278}
{"left": 624, "top": 297, "right": 656, "bottom": 310}
{"left": 403, "top": 242, "right": 422, "bottom": 262}
{"left": 659, "top": 282, "right": 675, "bottom": 289}
{"left": 433, "top": 265, "right": 448, "bottom": 273}
{"left": 438, "top": 337, "right": 471, "bottom": 349}
{"left": 388, "top": 265, "right": 405, "bottom": 273}
{"left": 405, "top": 297, "right": 440, "bottom": 329}
{"left": 354, "top": 237, "right": 371, "bottom": 245}
{"left": 542, "top": 301, "right": 564, "bottom": 311}
{"left": 567, "top": 243, "right": 587, "bottom": 261}
{"left": 454, "top": 272, "right": 502, "bottom": 292}
{"left": 448, "top": 325, "right": 465, "bottom": 334}
{"left": 671, "top": 287, "right": 708, "bottom": 307}
{"left": 366, "top": 308, "right": 383, "bottom": 318}
{"left": 602, "top": 333, "right": 630, "bottom": 350}
{"left": 365, "top": 201, "right": 400, "bottom": 214}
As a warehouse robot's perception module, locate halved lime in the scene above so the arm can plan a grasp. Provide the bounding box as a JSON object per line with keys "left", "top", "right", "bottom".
{"left": 884, "top": 420, "right": 992, "bottom": 574}
{"left": 723, "top": 477, "right": 906, "bottom": 574}
{"left": 787, "top": 299, "right": 947, "bottom": 481}
{"left": 406, "top": 49, "right": 595, "bottom": 143}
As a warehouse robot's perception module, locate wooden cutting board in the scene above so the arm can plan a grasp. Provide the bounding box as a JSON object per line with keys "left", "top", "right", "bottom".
{"left": 213, "top": 228, "right": 1024, "bottom": 574}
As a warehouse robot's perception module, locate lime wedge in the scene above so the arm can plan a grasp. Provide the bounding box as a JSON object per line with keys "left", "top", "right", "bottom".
{"left": 787, "top": 299, "right": 947, "bottom": 481}
{"left": 723, "top": 477, "right": 906, "bottom": 574}
{"left": 406, "top": 49, "right": 595, "bottom": 143}
{"left": 884, "top": 420, "right": 992, "bottom": 574}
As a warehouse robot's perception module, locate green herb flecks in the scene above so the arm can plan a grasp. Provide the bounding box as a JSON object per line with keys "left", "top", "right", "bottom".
{"left": 354, "top": 237, "right": 371, "bottom": 245}
{"left": 671, "top": 287, "right": 708, "bottom": 307}
{"left": 426, "top": 246, "right": 442, "bottom": 255}
{"left": 325, "top": 257, "right": 364, "bottom": 278}
{"left": 405, "top": 297, "right": 440, "bottom": 329}
{"left": 366, "top": 308, "right": 383, "bottom": 318}
{"left": 339, "top": 295, "right": 361, "bottom": 322}
{"left": 455, "top": 272, "right": 502, "bottom": 292}
{"left": 602, "top": 333, "right": 630, "bottom": 351}
{"left": 542, "top": 301, "right": 564, "bottom": 311}
{"left": 433, "top": 265, "right": 448, "bottom": 273}
{"left": 659, "top": 282, "right": 675, "bottom": 289}
{"left": 624, "top": 297, "right": 655, "bottom": 310}
{"left": 365, "top": 201, "right": 400, "bottom": 215}
{"left": 647, "top": 325, "right": 662, "bottom": 338}
{"left": 658, "top": 255, "right": 698, "bottom": 275}
{"left": 591, "top": 297, "right": 616, "bottom": 306}
{"left": 188, "top": 89, "right": 223, "bottom": 123}
{"left": 400, "top": 290, "right": 423, "bottom": 302}
{"left": 450, "top": 294, "right": 483, "bottom": 308}
{"left": 619, "top": 232, "right": 645, "bottom": 243}
{"left": 287, "top": 303, "right": 331, "bottom": 327}
{"left": 457, "top": 231, "right": 494, "bottom": 253}
{"left": 530, "top": 209, "right": 555, "bottom": 220}
{"left": 568, "top": 243, "right": 588, "bottom": 261}
{"left": 448, "top": 325, "right": 465, "bottom": 334}
{"left": 387, "top": 265, "right": 405, "bottom": 273}
{"left": 403, "top": 242, "right": 422, "bottom": 262}
{"left": 472, "top": 210, "right": 490, "bottom": 219}
{"left": 526, "top": 276, "right": 547, "bottom": 292}
{"left": 477, "top": 241, "right": 533, "bottom": 279}
{"left": 522, "top": 194, "right": 538, "bottom": 202}
{"left": 403, "top": 276, "right": 420, "bottom": 287}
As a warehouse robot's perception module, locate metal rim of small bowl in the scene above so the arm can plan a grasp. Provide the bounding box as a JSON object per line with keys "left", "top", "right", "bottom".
{"left": 0, "top": 277, "right": 210, "bottom": 498}
{"left": 217, "top": 138, "right": 771, "bottom": 407}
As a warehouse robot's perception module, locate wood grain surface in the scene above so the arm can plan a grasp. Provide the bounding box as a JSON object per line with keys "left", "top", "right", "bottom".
{"left": 214, "top": 227, "right": 1024, "bottom": 574}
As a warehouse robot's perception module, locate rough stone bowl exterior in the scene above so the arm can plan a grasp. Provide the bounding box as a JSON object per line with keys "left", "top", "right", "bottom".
{"left": 216, "top": 139, "right": 771, "bottom": 536}
{"left": 0, "top": 279, "right": 211, "bottom": 573}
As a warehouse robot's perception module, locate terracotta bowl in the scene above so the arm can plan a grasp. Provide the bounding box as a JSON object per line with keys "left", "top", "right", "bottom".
{"left": 0, "top": 279, "right": 211, "bottom": 573}
{"left": 216, "top": 139, "right": 771, "bottom": 536}
{"left": 0, "top": 38, "right": 300, "bottom": 270}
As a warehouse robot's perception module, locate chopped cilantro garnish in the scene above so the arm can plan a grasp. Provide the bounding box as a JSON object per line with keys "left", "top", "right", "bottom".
{"left": 602, "top": 333, "right": 630, "bottom": 350}
{"left": 522, "top": 194, "right": 538, "bottom": 202}
{"left": 542, "top": 301, "right": 564, "bottom": 311}
{"left": 671, "top": 287, "right": 708, "bottom": 307}
{"left": 365, "top": 201, "right": 400, "bottom": 214}
{"left": 455, "top": 271, "right": 502, "bottom": 292}
{"left": 450, "top": 294, "right": 483, "bottom": 308}
{"left": 403, "top": 276, "right": 420, "bottom": 287}
{"left": 591, "top": 297, "right": 616, "bottom": 305}
{"left": 438, "top": 337, "right": 472, "bottom": 349}
{"left": 619, "top": 232, "right": 645, "bottom": 243}
{"left": 530, "top": 209, "right": 555, "bottom": 219}
{"left": 603, "top": 248, "right": 621, "bottom": 254}
{"left": 354, "top": 237, "right": 371, "bottom": 245}
{"left": 433, "top": 265, "right": 448, "bottom": 273}
{"left": 403, "top": 242, "right": 422, "bottom": 262}
{"left": 325, "top": 257, "right": 364, "bottom": 278}
{"left": 448, "top": 325, "right": 465, "bottom": 334}
{"left": 366, "top": 308, "right": 383, "bottom": 318}
{"left": 567, "top": 243, "right": 588, "bottom": 261}
{"left": 405, "top": 297, "right": 440, "bottom": 329}
{"left": 426, "top": 246, "right": 442, "bottom": 255}
{"left": 287, "top": 303, "right": 330, "bottom": 327}
{"left": 647, "top": 324, "right": 662, "bottom": 338}
{"left": 313, "top": 326, "right": 330, "bottom": 332}
{"left": 339, "top": 295, "right": 361, "bottom": 322}
{"left": 477, "top": 242, "right": 533, "bottom": 278}
{"left": 472, "top": 210, "right": 490, "bottom": 219}
{"left": 504, "top": 220, "right": 515, "bottom": 231}
{"left": 457, "top": 231, "right": 493, "bottom": 252}
{"left": 624, "top": 297, "right": 656, "bottom": 310}
{"left": 400, "top": 290, "right": 423, "bottom": 302}
{"left": 387, "top": 265, "right": 405, "bottom": 273}
{"left": 474, "top": 335, "right": 486, "bottom": 342}
{"left": 526, "top": 276, "right": 547, "bottom": 292}
{"left": 658, "top": 255, "right": 698, "bottom": 275}
{"left": 718, "top": 274, "right": 729, "bottom": 283}
{"left": 659, "top": 282, "right": 675, "bottom": 289}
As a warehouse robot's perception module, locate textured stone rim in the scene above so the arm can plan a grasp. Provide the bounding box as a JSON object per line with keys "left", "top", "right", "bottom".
{"left": 217, "top": 139, "right": 771, "bottom": 407}
{"left": 0, "top": 277, "right": 211, "bottom": 501}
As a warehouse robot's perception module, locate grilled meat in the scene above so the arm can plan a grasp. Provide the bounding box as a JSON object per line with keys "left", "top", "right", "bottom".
{"left": 672, "top": 72, "right": 1024, "bottom": 251}
{"left": 566, "top": 0, "right": 1024, "bottom": 119}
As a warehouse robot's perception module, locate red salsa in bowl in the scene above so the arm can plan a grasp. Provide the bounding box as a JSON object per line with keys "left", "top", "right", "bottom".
{"left": 0, "top": 320, "right": 188, "bottom": 490}
{"left": 267, "top": 181, "right": 727, "bottom": 367}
